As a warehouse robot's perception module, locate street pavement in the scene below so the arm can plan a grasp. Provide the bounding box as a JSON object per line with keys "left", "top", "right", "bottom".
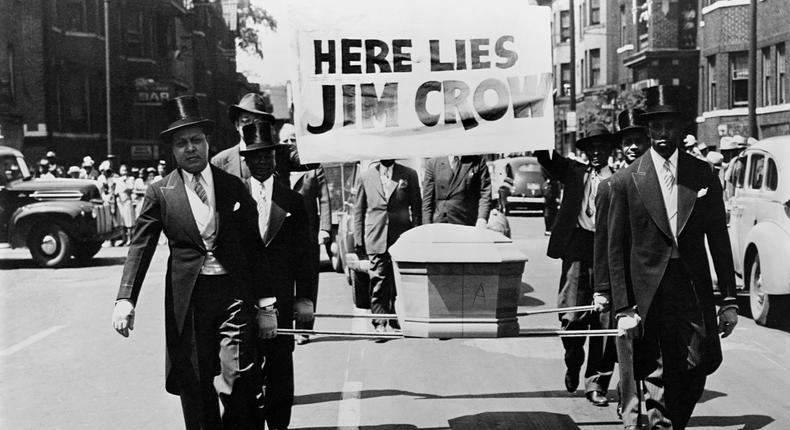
{"left": 1, "top": 215, "right": 789, "bottom": 429}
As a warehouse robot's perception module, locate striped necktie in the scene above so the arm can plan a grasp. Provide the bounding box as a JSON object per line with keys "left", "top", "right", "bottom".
{"left": 192, "top": 173, "right": 209, "bottom": 206}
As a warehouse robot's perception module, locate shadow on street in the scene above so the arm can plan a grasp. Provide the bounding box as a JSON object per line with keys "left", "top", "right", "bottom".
{"left": 0, "top": 256, "right": 127, "bottom": 270}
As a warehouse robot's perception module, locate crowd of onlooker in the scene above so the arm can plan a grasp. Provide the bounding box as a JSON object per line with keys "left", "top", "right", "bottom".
{"left": 33, "top": 151, "right": 169, "bottom": 246}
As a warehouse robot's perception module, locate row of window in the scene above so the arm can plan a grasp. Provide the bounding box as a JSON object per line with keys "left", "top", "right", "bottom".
{"left": 556, "top": 48, "right": 601, "bottom": 96}
{"left": 557, "top": 0, "right": 601, "bottom": 44}
{"left": 705, "top": 44, "right": 787, "bottom": 111}
{"left": 728, "top": 152, "right": 778, "bottom": 193}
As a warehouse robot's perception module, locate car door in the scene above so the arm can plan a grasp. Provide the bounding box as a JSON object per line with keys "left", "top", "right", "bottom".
{"left": 727, "top": 154, "right": 747, "bottom": 274}
{"left": 737, "top": 152, "right": 766, "bottom": 271}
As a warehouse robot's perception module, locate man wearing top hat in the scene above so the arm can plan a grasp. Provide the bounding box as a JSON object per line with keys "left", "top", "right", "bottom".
{"left": 592, "top": 109, "right": 651, "bottom": 428}
{"left": 239, "top": 121, "right": 315, "bottom": 430}
{"left": 607, "top": 85, "right": 738, "bottom": 429}
{"left": 535, "top": 124, "right": 617, "bottom": 406}
{"left": 111, "top": 95, "right": 279, "bottom": 430}
{"left": 211, "top": 92, "right": 317, "bottom": 180}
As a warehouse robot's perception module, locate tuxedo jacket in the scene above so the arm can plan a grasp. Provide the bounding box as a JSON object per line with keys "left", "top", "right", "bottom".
{"left": 536, "top": 150, "right": 592, "bottom": 260}
{"left": 422, "top": 155, "right": 491, "bottom": 226}
{"left": 116, "top": 166, "right": 272, "bottom": 394}
{"left": 354, "top": 162, "right": 422, "bottom": 255}
{"left": 245, "top": 177, "right": 315, "bottom": 331}
{"left": 290, "top": 167, "right": 331, "bottom": 235}
{"left": 607, "top": 151, "right": 737, "bottom": 375}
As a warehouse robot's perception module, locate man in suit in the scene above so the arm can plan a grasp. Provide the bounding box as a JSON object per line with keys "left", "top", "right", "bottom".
{"left": 422, "top": 155, "right": 492, "bottom": 228}
{"left": 111, "top": 95, "right": 278, "bottom": 430}
{"left": 278, "top": 123, "right": 331, "bottom": 345}
{"left": 607, "top": 85, "right": 739, "bottom": 429}
{"left": 592, "top": 108, "right": 651, "bottom": 429}
{"left": 535, "top": 123, "right": 617, "bottom": 406}
{"left": 354, "top": 159, "right": 422, "bottom": 331}
{"left": 241, "top": 121, "right": 316, "bottom": 430}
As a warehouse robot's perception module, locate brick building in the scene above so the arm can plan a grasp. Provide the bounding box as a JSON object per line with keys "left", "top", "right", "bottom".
{"left": 696, "top": 0, "right": 790, "bottom": 145}
{"left": 0, "top": 0, "right": 257, "bottom": 168}
{"left": 551, "top": 0, "right": 621, "bottom": 154}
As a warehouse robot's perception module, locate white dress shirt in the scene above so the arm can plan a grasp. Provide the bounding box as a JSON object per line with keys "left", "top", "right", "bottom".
{"left": 650, "top": 148, "right": 680, "bottom": 256}
{"left": 577, "top": 165, "right": 612, "bottom": 231}
{"left": 182, "top": 166, "right": 227, "bottom": 274}
{"left": 250, "top": 175, "right": 274, "bottom": 240}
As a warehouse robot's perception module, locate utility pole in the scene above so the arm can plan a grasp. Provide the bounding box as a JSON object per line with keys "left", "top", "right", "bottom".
{"left": 747, "top": 0, "right": 758, "bottom": 139}
{"left": 568, "top": 0, "right": 577, "bottom": 153}
{"left": 104, "top": 0, "right": 112, "bottom": 156}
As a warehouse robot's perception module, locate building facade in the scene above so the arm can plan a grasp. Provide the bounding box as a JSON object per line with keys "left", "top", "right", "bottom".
{"left": 696, "top": 0, "right": 790, "bottom": 145}
{"left": 0, "top": 0, "right": 255, "bottom": 168}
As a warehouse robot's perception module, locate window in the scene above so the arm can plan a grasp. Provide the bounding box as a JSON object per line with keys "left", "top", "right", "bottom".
{"left": 730, "top": 52, "right": 749, "bottom": 107}
{"left": 762, "top": 48, "right": 772, "bottom": 106}
{"left": 748, "top": 154, "right": 765, "bottom": 190}
{"left": 7, "top": 44, "right": 15, "bottom": 102}
{"left": 765, "top": 158, "right": 778, "bottom": 191}
{"left": 778, "top": 43, "right": 786, "bottom": 104}
{"left": 580, "top": 58, "right": 585, "bottom": 90}
{"left": 560, "top": 63, "right": 571, "bottom": 96}
{"left": 60, "top": 0, "right": 85, "bottom": 32}
{"left": 637, "top": 0, "right": 649, "bottom": 50}
{"left": 620, "top": 5, "right": 627, "bottom": 46}
{"left": 560, "top": 11, "right": 570, "bottom": 43}
{"left": 590, "top": 0, "right": 600, "bottom": 25}
{"left": 56, "top": 69, "right": 89, "bottom": 133}
{"left": 589, "top": 49, "right": 600, "bottom": 87}
{"left": 732, "top": 156, "right": 746, "bottom": 189}
{"left": 125, "top": 11, "right": 151, "bottom": 58}
{"left": 707, "top": 56, "right": 717, "bottom": 110}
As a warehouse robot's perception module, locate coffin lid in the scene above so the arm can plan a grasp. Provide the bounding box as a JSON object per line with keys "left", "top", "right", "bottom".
{"left": 389, "top": 223, "right": 528, "bottom": 264}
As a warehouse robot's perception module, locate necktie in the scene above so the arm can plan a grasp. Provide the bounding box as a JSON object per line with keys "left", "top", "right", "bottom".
{"left": 585, "top": 170, "right": 600, "bottom": 217}
{"left": 258, "top": 182, "right": 268, "bottom": 239}
{"left": 662, "top": 159, "right": 678, "bottom": 238}
{"left": 192, "top": 173, "right": 209, "bottom": 206}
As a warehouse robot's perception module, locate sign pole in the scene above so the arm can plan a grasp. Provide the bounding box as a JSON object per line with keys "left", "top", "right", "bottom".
{"left": 104, "top": 0, "right": 112, "bottom": 156}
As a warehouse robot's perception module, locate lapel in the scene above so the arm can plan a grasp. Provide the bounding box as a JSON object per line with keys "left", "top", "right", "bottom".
{"left": 676, "top": 151, "right": 700, "bottom": 236}
{"left": 231, "top": 146, "right": 250, "bottom": 178}
{"left": 265, "top": 182, "right": 289, "bottom": 246}
{"left": 450, "top": 158, "right": 473, "bottom": 194}
{"left": 210, "top": 166, "right": 230, "bottom": 238}
{"left": 384, "top": 164, "right": 403, "bottom": 202}
{"left": 290, "top": 171, "right": 307, "bottom": 190}
{"left": 631, "top": 154, "right": 673, "bottom": 240}
{"left": 161, "top": 170, "right": 205, "bottom": 250}
{"left": 372, "top": 164, "right": 386, "bottom": 200}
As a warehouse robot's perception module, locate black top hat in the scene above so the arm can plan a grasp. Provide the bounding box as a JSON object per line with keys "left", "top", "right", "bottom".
{"left": 616, "top": 108, "right": 647, "bottom": 135}
{"left": 229, "top": 93, "right": 275, "bottom": 124}
{"left": 239, "top": 122, "right": 286, "bottom": 153}
{"left": 160, "top": 95, "right": 215, "bottom": 141}
{"left": 641, "top": 85, "right": 688, "bottom": 118}
{"left": 576, "top": 123, "right": 617, "bottom": 151}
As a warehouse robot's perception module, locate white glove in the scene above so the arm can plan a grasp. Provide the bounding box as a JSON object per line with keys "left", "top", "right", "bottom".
{"left": 474, "top": 218, "right": 488, "bottom": 229}
{"left": 112, "top": 299, "right": 135, "bottom": 338}
{"left": 317, "top": 230, "right": 330, "bottom": 244}
{"left": 592, "top": 292, "right": 610, "bottom": 313}
{"left": 616, "top": 310, "right": 641, "bottom": 339}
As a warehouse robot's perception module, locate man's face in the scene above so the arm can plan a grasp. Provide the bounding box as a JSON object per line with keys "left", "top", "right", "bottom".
{"left": 584, "top": 140, "right": 611, "bottom": 169}
{"left": 619, "top": 129, "right": 650, "bottom": 164}
{"left": 244, "top": 148, "right": 277, "bottom": 182}
{"left": 235, "top": 112, "right": 259, "bottom": 134}
{"left": 647, "top": 114, "right": 681, "bottom": 159}
{"left": 171, "top": 126, "right": 209, "bottom": 174}
{"left": 119, "top": 165, "right": 128, "bottom": 176}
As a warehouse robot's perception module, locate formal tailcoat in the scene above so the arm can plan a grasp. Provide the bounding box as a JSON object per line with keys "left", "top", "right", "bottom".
{"left": 116, "top": 166, "right": 272, "bottom": 394}
{"left": 246, "top": 178, "right": 315, "bottom": 339}
{"left": 537, "top": 150, "right": 591, "bottom": 260}
{"left": 422, "top": 155, "right": 491, "bottom": 226}
{"left": 607, "top": 150, "right": 737, "bottom": 377}
{"left": 354, "top": 162, "right": 422, "bottom": 255}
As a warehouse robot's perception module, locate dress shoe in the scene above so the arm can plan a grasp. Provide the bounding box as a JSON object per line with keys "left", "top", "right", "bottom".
{"left": 586, "top": 391, "right": 609, "bottom": 407}
{"left": 564, "top": 369, "right": 579, "bottom": 393}
{"left": 296, "top": 334, "right": 310, "bottom": 345}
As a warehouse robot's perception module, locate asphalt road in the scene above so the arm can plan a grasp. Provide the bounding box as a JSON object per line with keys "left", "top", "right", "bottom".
{"left": 1, "top": 215, "right": 789, "bottom": 430}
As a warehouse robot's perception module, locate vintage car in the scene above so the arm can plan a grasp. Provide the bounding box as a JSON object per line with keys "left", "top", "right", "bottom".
{"left": 0, "top": 146, "right": 121, "bottom": 267}
{"left": 723, "top": 136, "right": 790, "bottom": 326}
{"left": 491, "top": 156, "right": 546, "bottom": 215}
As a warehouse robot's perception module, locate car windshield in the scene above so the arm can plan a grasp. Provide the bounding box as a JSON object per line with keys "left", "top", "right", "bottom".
{"left": 2, "top": 155, "right": 31, "bottom": 182}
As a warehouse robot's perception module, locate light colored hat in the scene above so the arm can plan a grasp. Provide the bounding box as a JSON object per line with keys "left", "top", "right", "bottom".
{"left": 732, "top": 134, "right": 746, "bottom": 146}
{"left": 696, "top": 142, "right": 708, "bottom": 151}
{"left": 747, "top": 137, "right": 758, "bottom": 146}
{"left": 719, "top": 136, "right": 737, "bottom": 151}
{"left": 98, "top": 160, "right": 111, "bottom": 172}
{"left": 82, "top": 156, "right": 95, "bottom": 167}
{"left": 46, "top": 151, "right": 57, "bottom": 158}
{"left": 706, "top": 151, "right": 724, "bottom": 166}
{"left": 683, "top": 135, "right": 697, "bottom": 147}
{"left": 67, "top": 165, "right": 81, "bottom": 174}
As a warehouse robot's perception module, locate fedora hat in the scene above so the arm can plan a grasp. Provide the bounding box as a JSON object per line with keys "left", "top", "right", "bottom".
{"left": 229, "top": 93, "right": 275, "bottom": 124}
{"left": 160, "top": 95, "right": 215, "bottom": 141}
{"left": 641, "top": 85, "right": 689, "bottom": 118}
{"left": 239, "top": 122, "right": 286, "bottom": 154}
{"left": 616, "top": 109, "right": 647, "bottom": 135}
{"left": 576, "top": 123, "right": 617, "bottom": 151}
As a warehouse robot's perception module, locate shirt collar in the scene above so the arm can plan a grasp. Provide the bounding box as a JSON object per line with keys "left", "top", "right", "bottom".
{"left": 182, "top": 163, "right": 213, "bottom": 185}
{"left": 650, "top": 147, "right": 678, "bottom": 174}
{"left": 250, "top": 174, "right": 274, "bottom": 189}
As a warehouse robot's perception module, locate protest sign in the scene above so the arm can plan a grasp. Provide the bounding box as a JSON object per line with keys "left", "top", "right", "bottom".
{"left": 289, "top": 0, "right": 554, "bottom": 162}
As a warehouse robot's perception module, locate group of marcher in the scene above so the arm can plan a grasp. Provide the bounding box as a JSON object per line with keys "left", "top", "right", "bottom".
{"left": 538, "top": 85, "right": 739, "bottom": 430}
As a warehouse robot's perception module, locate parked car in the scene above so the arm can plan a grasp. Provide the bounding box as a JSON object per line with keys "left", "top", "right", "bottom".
{"left": 322, "top": 161, "right": 359, "bottom": 273}
{"left": 491, "top": 156, "right": 546, "bottom": 215}
{"left": 0, "top": 146, "right": 121, "bottom": 267}
{"left": 722, "top": 136, "right": 790, "bottom": 326}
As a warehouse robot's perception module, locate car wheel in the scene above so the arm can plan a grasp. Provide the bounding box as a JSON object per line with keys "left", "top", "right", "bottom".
{"left": 28, "top": 222, "right": 72, "bottom": 268}
{"left": 748, "top": 253, "right": 790, "bottom": 327}
{"left": 72, "top": 241, "right": 103, "bottom": 263}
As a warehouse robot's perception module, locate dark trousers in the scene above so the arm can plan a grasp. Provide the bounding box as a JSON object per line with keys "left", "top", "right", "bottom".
{"left": 296, "top": 242, "right": 321, "bottom": 331}
{"left": 368, "top": 252, "right": 398, "bottom": 328}
{"left": 177, "top": 275, "right": 259, "bottom": 430}
{"left": 558, "top": 229, "right": 616, "bottom": 393}
{"left": 640, "top": 260, "right": 709, "bottom": 429}
{"left": 616, "top": 336, "right": 643, "bottom": 428}
{"left": 257, "top": 337, "right": 295, "bottom": 430}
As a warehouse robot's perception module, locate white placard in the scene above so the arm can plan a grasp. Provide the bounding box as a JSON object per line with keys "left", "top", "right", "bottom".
{"left": 290, "top": 0, "right": 554, "bottom": 162}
